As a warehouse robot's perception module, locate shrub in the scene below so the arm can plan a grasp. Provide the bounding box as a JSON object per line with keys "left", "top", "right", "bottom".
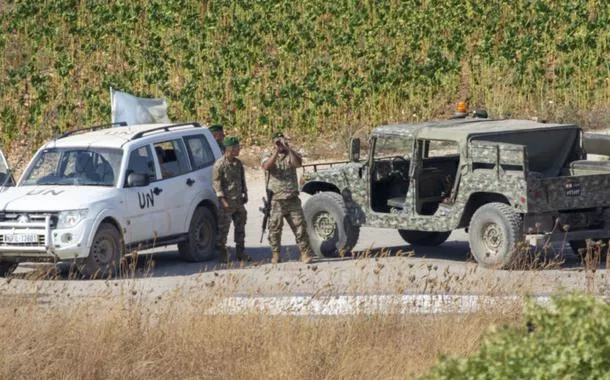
{"left": 426, "top": 293, "right": 610, "bottom": 379}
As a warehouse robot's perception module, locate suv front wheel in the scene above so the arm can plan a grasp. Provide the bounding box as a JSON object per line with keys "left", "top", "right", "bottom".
{"left": 0, "top": 261, "right": 18, "bottom": 277}
{"left": 80, "top": 222, "right": 122, "bottom": 278}
{"left": 179, "top": 206, "right": 217, "bottom": 261}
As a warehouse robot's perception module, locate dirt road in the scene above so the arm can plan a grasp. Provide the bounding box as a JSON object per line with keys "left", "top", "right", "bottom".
{"left": 1, "top": 168, "right": 608, "bottom": 307}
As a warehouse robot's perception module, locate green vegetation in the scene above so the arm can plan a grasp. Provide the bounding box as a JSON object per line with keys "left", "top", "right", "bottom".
{"left": 426, "top": 293, "right": 610, "bottom": 379}
{"left": 0, "top": 0, "right": 608, "bottom": 149}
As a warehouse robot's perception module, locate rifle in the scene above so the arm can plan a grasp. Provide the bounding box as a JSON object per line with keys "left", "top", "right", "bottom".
{"left": 259, "top": 173, "right": 273, "bottom": 243}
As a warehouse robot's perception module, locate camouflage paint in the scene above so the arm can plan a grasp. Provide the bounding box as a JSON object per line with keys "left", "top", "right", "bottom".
{"left": 301, "top": 119, "right": 610, "bottom": 236}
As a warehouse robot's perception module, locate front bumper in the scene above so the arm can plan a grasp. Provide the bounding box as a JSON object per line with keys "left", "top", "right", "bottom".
{"left": 0, "top": 215, "right": 91, "bottom": 262}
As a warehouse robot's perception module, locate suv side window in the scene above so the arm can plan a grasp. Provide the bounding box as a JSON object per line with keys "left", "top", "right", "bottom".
{"left": 153, "top": 139, "right": 191, "bottom": 179}
{"left": 125, "top": 145, "right": 156, "bottom": 185}
{"left": 184, "top": 134, "right": 215, "bottom": 170}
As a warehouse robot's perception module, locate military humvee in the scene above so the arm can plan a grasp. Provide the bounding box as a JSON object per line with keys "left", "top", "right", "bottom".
{"left": 300, "top": 117, "right": 610, "bottom": 268}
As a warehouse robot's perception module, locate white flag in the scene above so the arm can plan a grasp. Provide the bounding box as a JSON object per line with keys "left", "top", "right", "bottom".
{"left": 110, "top": 87, "right": 171, "bottom": 126}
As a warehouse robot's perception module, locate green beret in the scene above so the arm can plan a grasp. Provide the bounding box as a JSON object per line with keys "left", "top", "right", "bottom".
{"left": 209, "top": 124, "right": 224, "bottom": 132}
{"left": 223, "top": 136, "right": 239, "bottom": 147}
{"left": 272, "top": 131, "right": 284, "bottom": 139}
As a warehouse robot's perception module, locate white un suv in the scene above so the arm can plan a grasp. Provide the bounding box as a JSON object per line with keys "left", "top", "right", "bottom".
{"left": 0, "top": 122, "right": 221, "bottom": 277}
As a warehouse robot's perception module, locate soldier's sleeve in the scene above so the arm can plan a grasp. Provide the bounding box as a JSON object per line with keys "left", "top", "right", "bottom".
{"left": 292, "top": 150, "right": 303, "bottom": 166}
{"left": 260, "top": 151, "right": 271, "bottom": 168}
{"left": 212, "top": 161, "right": 225, "bottom": 198}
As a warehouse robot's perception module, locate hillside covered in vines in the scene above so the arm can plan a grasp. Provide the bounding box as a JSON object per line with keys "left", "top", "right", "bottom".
{"left": 0, "top": 0, "right": 608, "bottom": 148}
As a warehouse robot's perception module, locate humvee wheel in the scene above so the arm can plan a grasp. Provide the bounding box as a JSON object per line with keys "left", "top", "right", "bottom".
{"left": 569, "top": 240, "right": 587, "bottom": 256}
{"left": 398, "top": 230, "right": 451, "bottom": 247}
{"left": 570, "top": 239, "right": 609, "bottom": 260}
{"left": 179, "top": 206, "right": 217, "bottom": 262}
{"left": 80, "top": 222, "right": 122, "bottom": 278}
{"left": 468, "top": 202, "right": 522, "bottom": 269}
{"left": 303, "top": 192, "right": 360, "bottom": 258}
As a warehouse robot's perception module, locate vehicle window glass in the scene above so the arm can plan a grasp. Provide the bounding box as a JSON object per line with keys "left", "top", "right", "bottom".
{"left": 424, "top": 140, "right": 459, "bottom": 158}
{"left": 24, "top": 150, "right": 60, "bottom": 184}
{"left": 184, "top": 134, "right": 215, "bottom": 169}
{"left": 374, "top": 136, "right": 412, "bottom": 159}
{"left": 153, "top": 139, "right": 191, "bottom": 179}
{"left": 21, "top": 148, "right": 122, "bottom": 187}
{"left": 125, "top": 145, "right": 156, "bottom": 184}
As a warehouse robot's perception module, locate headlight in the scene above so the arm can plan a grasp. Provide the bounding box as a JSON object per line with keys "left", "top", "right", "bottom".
{"left": 57, "top": 209, "right": 88, "bottom": 228}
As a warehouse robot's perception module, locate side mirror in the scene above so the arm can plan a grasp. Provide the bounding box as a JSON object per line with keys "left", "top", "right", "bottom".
{"left": 349, "top": 138, "right": 360, "bottom": 162}
{"left": 127, "top": 172, "right": 149, "bottom": 187}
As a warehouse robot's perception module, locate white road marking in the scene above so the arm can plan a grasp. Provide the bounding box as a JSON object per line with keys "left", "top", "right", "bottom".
{"left": 208, "top": 294, "right": 556, "bottom": 316}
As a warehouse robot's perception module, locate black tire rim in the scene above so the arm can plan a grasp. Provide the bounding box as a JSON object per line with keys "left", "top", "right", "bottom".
{"left": 194, "top": 216, "right": 213, "bottom": 252}
{"left": 91, "top": 233, "right": 116, "bottom": 266}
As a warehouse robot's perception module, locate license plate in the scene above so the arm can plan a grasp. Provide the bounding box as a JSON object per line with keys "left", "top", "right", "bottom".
{"left": 564, "top": 183, "right": 582, "bottom": 197}
{"left": 3, "top": 233, "right": 38, "bottom": 244}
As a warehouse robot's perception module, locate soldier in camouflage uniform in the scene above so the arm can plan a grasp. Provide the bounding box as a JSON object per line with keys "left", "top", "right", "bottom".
{"left": 208, "top": 124, "right": 225, "bottom": 153}
{"left": 212, "top": 136, "right": 250, "bottom": 263}
{"left": 261, "top": 132, "right": 314, "bottom": 264}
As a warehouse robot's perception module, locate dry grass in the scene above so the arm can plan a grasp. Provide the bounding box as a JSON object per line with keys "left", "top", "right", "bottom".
{"left": 0, "top": 227, "right": 607, "bottom": 379}
{"left": 0, "top": 291, "right": 523, "bottom": 380}
{"left": 0, "top": 238, "right": 607, "bottom": 379}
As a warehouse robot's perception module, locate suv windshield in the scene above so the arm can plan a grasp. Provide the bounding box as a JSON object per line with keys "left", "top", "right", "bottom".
{"left": 21, "top": 147, "right": 123, "bottom": 187}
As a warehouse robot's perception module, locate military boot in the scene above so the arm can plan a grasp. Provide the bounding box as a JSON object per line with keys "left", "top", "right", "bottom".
{"left": 271, "top": 251, "right": 281, "bottom": 264}
{"left": 300, "top": 251, "right": 313, "bottom": 264}
{"left": 236, "top": 245, "right": 251, "bottom": 262}
{"left": 217, "top": 247, "right": 229, "bottom": 264}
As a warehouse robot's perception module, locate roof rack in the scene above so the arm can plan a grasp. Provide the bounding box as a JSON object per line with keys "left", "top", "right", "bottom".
{"left": 130, "top": 122, "right": 202, "bottom": 140}
{"left": 58, "top": 122, "right": 128, "bottom": 138}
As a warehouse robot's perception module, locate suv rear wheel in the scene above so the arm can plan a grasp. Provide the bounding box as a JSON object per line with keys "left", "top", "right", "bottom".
{"left": 179, "top": 206, "right": 217, "bottom": 261}
{"left": 468, "top": 202, "right": 523, "bottom": 269}
{"left": 303, "top": 192, "right": 360, "bottom": 258}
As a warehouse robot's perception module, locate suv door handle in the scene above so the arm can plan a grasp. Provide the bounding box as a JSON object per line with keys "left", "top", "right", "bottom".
{"left": 186, "top": 178, "right": 195, "bottom": 186}
{"left": 153, "top": 187, "right": 163, "bottom": 195}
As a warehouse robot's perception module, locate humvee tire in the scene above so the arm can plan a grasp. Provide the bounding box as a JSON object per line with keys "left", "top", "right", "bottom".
{"left": 179, "top": 206, "right": 217, "bottom": 262}
{"left": 398, "top": 230, "right": 451, "bottom": 247}
{"left": 569, "top": 240, "right": 587, "bottom": 256}
{"left": 303, "top": 192, "right": 360, "bottom": 258}
{"left": 468, "top": 202, "right": 522, "bottom": 269}
{"left": 570, "top": 239, "right": 610, "bottom": 259}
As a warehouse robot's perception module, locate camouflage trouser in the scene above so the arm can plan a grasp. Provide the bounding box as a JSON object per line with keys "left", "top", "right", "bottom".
{"left": 268, "top": 196, "right": 313, "bottom": 256}
{"left": 217, "top": 202, "right": 247, "bottom": 256}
